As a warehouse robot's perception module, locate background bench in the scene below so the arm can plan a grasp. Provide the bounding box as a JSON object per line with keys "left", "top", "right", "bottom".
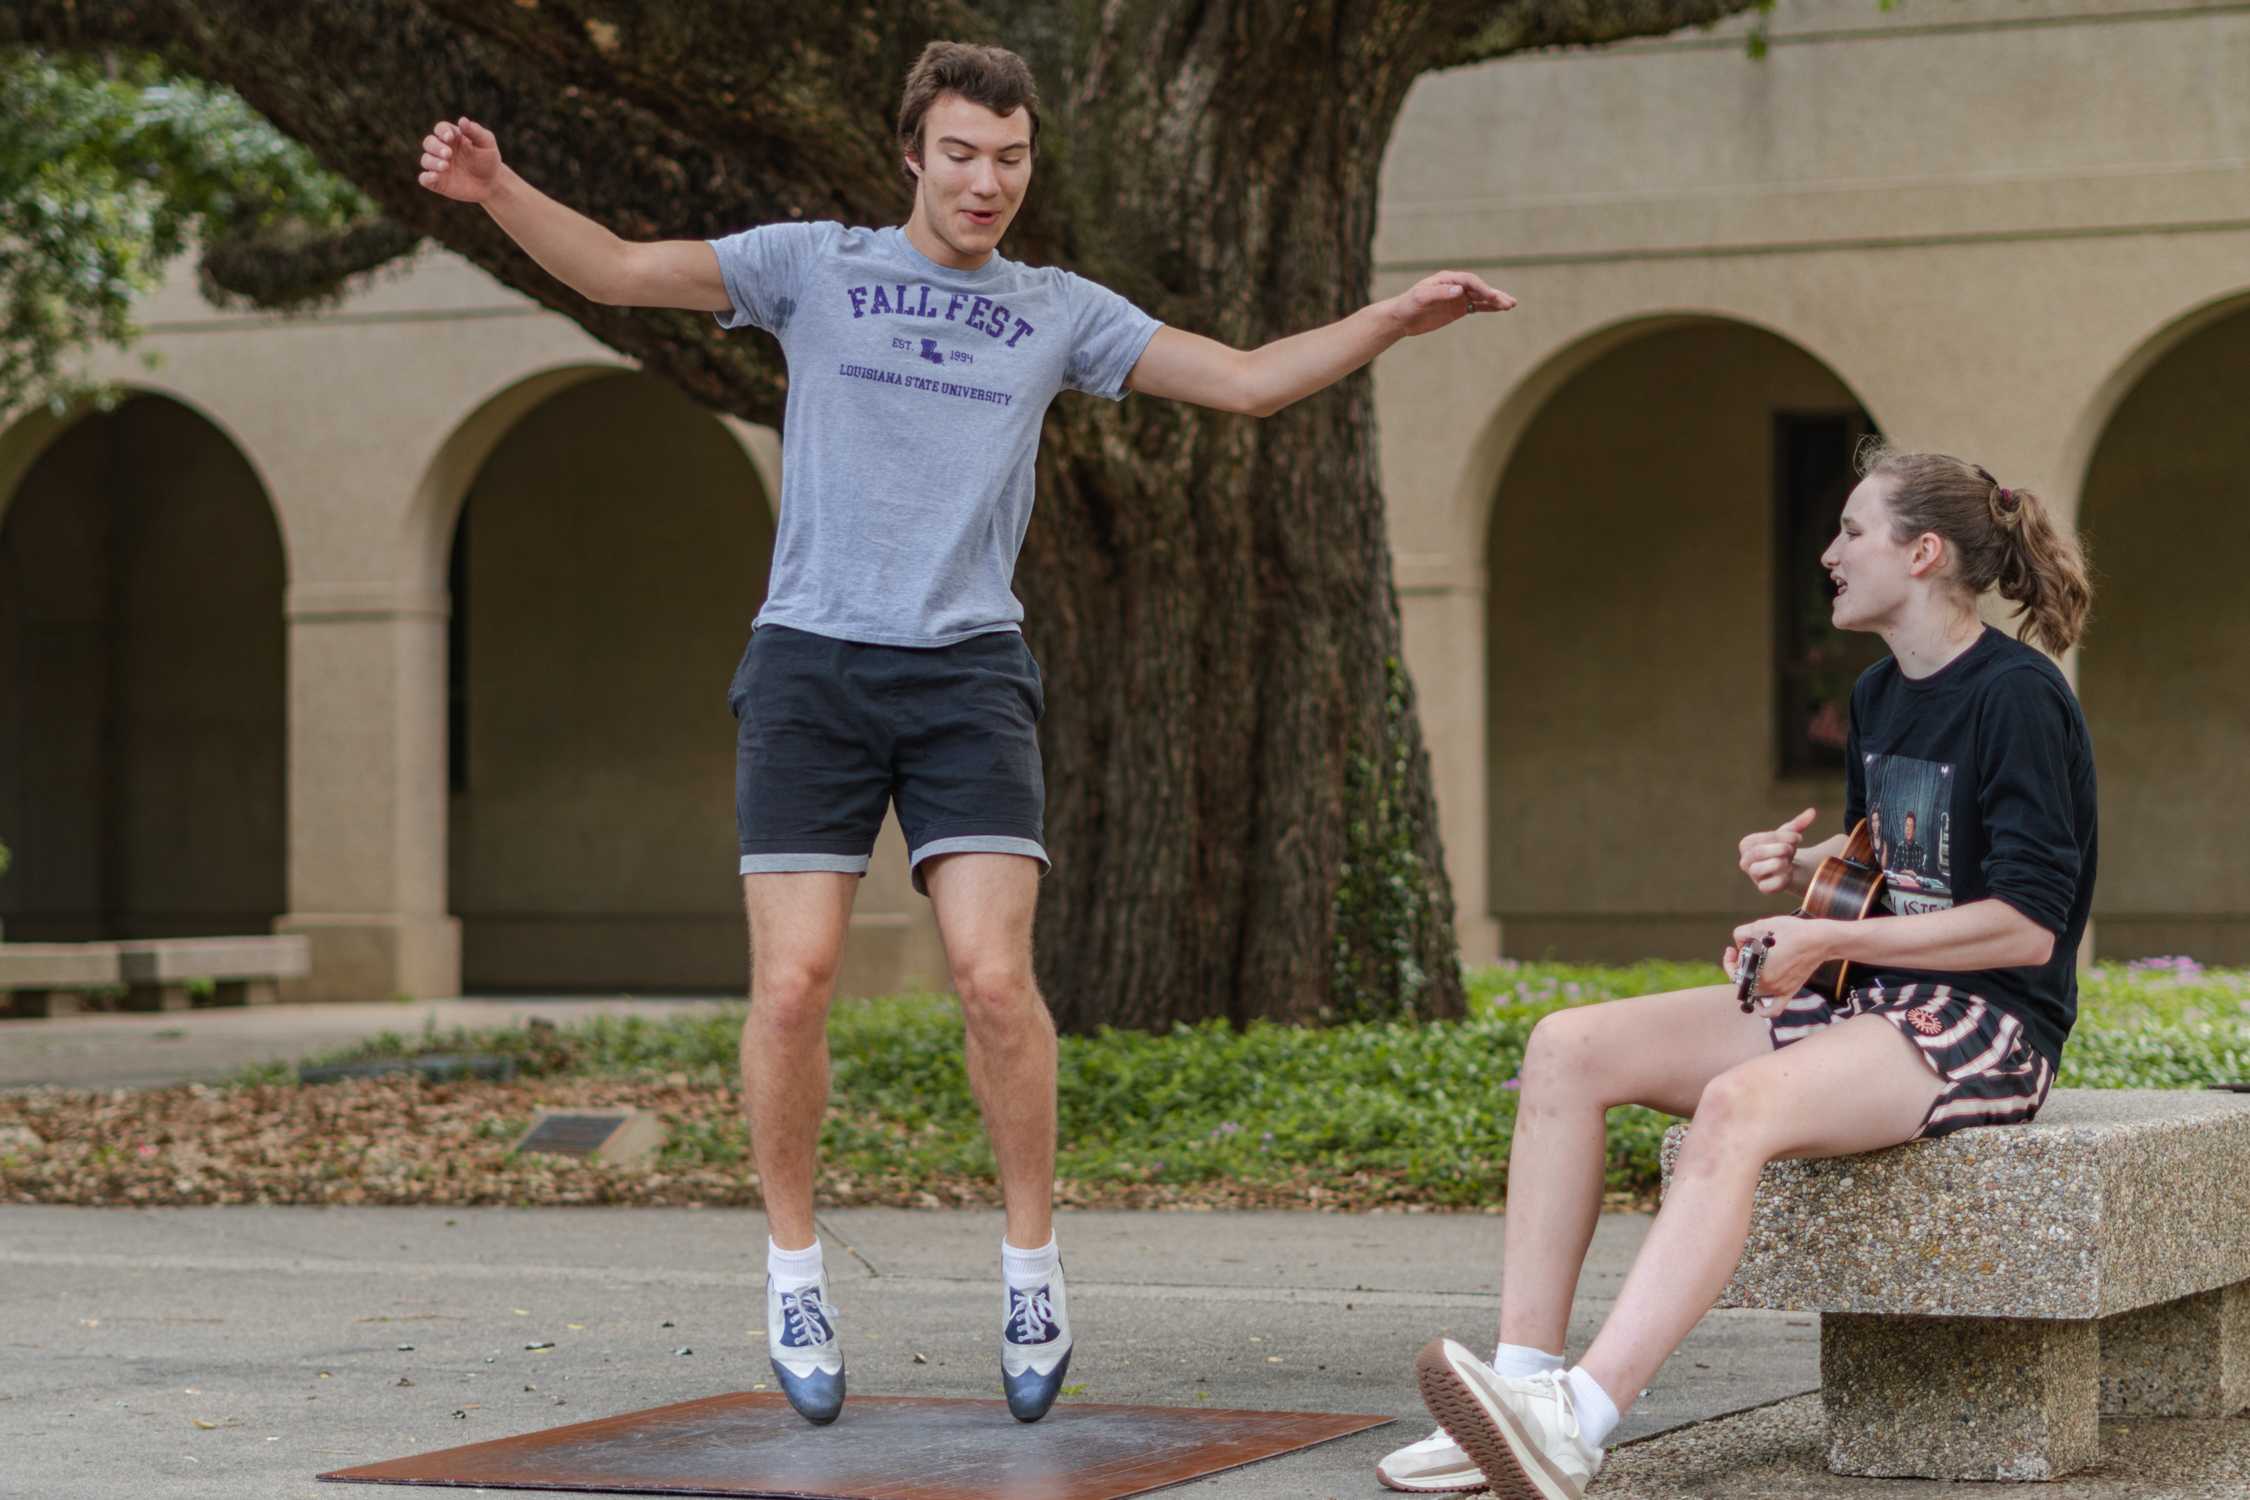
{"left": 115, "top": 935, "right": 311, "bottom": 1011}
{"left": 2, "top": 935, "right": 310, "bottom": 1018}
{"left": 1662, "top": 1088, "right": 2250, "bottom": 1480}
{"left": 0, "top": 943, "right": 123, "bottom": 1019}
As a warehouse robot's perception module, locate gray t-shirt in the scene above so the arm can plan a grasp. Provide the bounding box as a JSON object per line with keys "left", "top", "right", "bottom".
{"left": 708, "top": 222, "right": 1162, "bottom": 646}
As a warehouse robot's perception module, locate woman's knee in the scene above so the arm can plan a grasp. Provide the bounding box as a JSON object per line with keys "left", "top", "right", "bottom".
{"left": 1520, "top": 1007, "right": 1612, "bottom": 1097}
{"left": 1683, "top": 1066, "right": 1782, "bottom": 1161}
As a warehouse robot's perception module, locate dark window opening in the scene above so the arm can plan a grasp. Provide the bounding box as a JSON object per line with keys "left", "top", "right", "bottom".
{"left": 1774, "top": 410, "right": 1886, "bottom": 775}
{"left": 448, "top": 508, "right": 469, "bottom": 795}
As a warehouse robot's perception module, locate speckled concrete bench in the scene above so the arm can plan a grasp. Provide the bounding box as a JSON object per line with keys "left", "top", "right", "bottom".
{"left": 0, "top": 943, "right": 123, "bottom": 1018}
{"left": 1661, "top": 1088, "right": 2250, "bottom": 1481}
{"left": 115, "top": 935, "right": 310, "bottom": 1011}
{"left": 0, "top": 935, "right": 311, "bottom": 1017}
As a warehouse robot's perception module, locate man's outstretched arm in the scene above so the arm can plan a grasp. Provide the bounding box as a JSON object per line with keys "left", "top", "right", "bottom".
{"left": 1125, "top": 271, "right": 1514, "bottom": 418}
{"left": 417, "top": 117, "right": 729, "bottom": 312}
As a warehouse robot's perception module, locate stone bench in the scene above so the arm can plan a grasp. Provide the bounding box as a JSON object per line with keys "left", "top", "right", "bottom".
{"left": 1, "top": 935, "right": 310, "bottom": 1017}
{"left": 0, "top": 943, "right": 124, "bottom": 1019}
{"left": 1661, "top": 1088, "right": 2250, "bottom": 1481}
{"left": 115, "top": 935, "right": 311, "bottom": 1011}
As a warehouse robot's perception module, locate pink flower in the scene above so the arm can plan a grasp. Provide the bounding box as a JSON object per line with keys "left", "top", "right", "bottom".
{"left": 1501, "top": 1077, "right": 1522, "bottom": 1091}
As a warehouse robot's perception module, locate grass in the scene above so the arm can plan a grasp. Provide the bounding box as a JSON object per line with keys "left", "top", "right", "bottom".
{"left": 227, "top": 958, "right": 2250, "bottom": 1208}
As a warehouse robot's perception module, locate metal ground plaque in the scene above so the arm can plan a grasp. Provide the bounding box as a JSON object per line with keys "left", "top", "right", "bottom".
{"left": 513, "top": 1107, "right": 665, "bottom": 1165}
{"left": 317, "top": 1391, "right": 1391, "bottom": 1499}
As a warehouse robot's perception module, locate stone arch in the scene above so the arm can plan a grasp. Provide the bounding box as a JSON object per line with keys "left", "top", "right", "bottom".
{"left": 2074, "top": 293, "right": 2250, "bottom": 963}
{"left": 0, "top": 383, "right": 289, "bottom": 556}
{"left": 2058, "top": 289, "right": 2250, "bottom": 513}
{"left": 1455, "top": 310, "right": 1885, "bottom": 561}
{"left": 0, "top": 393, "right": 287, "bottom": 942}
{"left": 397, "top": 361, "right": 781, "bottom": 601}
{"left": 434, "top": 368, "right": 779, "bottom": 990}
{"left": 1479, "top": 316, "right": 1882, "bottom": 959}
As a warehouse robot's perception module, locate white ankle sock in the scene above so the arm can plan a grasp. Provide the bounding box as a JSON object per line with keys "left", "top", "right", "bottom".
{"left": 1001, "top": 1234, "right": 1060, "bottom": 1290}
{"left": 1491, "top": 1341, "right": 1566, "bottom": 1379}
{"left": 768, "top": 1237, "right": 824, "bottom": 1291}
{"left": 1563, "top": 1365, "right": 1621, "bottom": 1448}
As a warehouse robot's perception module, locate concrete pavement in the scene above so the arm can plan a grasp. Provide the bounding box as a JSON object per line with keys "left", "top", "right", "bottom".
{"left": 0, "top": 1205, "right": 1819, "bottom": 1499}
{"left": 9, "top": 1005, "right": 2238, "bottom": 1496}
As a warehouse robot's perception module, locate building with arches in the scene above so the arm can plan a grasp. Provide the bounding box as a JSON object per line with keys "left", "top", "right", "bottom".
{"left": 1376, "top": 0, "right": 2250, "bottom": 967}
{"left": 3, "top": 0, "right": 2245, "bottom": 1001}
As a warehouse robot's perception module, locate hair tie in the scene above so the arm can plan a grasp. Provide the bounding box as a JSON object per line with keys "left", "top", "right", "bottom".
{"left": 1997, "top": 487, "right": 2017, "bottom": 509}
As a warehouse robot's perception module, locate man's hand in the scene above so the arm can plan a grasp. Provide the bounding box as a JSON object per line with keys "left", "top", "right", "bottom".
{"left": 1723, "top": 913, "right": 1834, "bottom": 1010}
{"left": 1381, "top": 270, "right": 1515, "bottom": 338}
{"left": 1739, "top": 807, "right": 1818, "bottom": 895}
{"left": 418, "top": 118, "right": 503, "bottom": 204}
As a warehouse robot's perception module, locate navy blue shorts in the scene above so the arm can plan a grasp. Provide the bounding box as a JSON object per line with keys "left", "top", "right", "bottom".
{"left": 728, "top": 625, "right": 1047, "bottom": 895}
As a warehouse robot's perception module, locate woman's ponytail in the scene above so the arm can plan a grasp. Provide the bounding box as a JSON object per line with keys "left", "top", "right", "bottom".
{"left": 1982, "top": 481, "right": 2092, "bottom": 656}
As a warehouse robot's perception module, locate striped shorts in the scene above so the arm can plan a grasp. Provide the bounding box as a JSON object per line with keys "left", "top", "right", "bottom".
{"left": 1769, "top": 980, "right": 2054, "bottom": 1139}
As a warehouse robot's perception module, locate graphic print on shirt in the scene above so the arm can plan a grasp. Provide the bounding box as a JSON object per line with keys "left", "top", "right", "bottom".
{"left": 1865, "top": 751, "right": 1955, "bottom": 915}
{"left": 831, "top": 280, "right": 1044, "bottom": 409}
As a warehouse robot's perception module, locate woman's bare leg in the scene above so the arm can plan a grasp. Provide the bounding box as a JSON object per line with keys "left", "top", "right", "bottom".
{"left": 1497, "top": 983, "right": 1777, "bottom": 1354}
{"left": 1575, "top": 1013, "right": 1942, "bottom": 1407}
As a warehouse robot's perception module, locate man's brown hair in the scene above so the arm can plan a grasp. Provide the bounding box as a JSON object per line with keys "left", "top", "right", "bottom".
{"left": 896, "top": 41, "right": 1041, "bottom": 180}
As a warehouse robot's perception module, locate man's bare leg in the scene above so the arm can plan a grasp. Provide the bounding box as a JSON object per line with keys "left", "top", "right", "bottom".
{"left": 739, "top": 871, "right": 858, "bottom": 1251}
{"left": 923, "top": 850, "right": 1068, "bottom": 1421}
{"left": 922, "top": 852, "right": 1055, "bottom": 1249}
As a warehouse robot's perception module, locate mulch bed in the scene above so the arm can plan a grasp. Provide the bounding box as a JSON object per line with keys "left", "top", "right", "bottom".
{"left": 0, "top": 1077, "right": 1533, "bottom": 1213}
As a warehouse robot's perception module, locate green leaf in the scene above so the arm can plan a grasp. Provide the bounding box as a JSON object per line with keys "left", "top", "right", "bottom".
{"left": 0, "top": 49, "right": 371, "bottom": 412}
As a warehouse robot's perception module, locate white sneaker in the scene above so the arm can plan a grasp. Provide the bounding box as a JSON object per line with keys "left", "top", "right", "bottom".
{"left": 1415, "top": 1338, "right": 1603, "bottom": 1500}
{"left": 1376, "top": 1426, "right": 1488, "bottom": 1492}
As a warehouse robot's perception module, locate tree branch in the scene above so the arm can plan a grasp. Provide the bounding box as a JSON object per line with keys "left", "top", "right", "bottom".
{"left": 198, "top": 217, "right": 423, "bottom": 311}
{"left": 1432, "top": 0, "right": 1764, "bottom": 69}
{"left": 0, "top": 0, "right": 196, "bottom": 54}
{"left": 7, "top": 0, "right": 864, "bottom": 428}
{"left": 2, "top": 0, "right": 1770, "bottom": 424}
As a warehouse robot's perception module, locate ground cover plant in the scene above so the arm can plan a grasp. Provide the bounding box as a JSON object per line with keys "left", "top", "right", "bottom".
{"left": 5, "top": 960, "right": 2244, "bottom": 1211}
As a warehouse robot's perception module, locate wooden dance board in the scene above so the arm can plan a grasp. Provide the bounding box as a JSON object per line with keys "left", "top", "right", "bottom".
{"left": 319, "top": 1392, "right": 1392, "bottom": 1499}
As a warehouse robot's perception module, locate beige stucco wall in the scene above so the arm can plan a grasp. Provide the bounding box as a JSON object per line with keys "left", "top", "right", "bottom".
{"left": 3, "top": 0, "right": 2245, "bottom": 995}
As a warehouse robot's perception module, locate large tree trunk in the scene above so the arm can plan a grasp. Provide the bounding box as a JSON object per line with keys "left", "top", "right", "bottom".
{"left": 1016, "top": 10, "right": 1460, "bottom": 1029}
{"left": 4, "top": 0, "right": 1759, "bottom": 1030}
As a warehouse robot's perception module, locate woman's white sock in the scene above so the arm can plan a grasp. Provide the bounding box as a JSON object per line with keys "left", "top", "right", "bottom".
{"left": 1491, "top": 1341, "right": 1566, "bottom": 1379}
{"left": 1564, "top": 1365, "right": 1621, "bottom": 1448}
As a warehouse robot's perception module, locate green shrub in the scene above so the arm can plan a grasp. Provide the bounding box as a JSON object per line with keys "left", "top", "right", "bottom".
{"left": 255, "top": 960, "right": 2250, "bottom": 1204}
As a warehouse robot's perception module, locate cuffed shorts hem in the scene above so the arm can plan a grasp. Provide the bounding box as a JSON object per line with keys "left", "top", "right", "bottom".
{"left": 739, "top": 853, "right": 872, "bottom": 877}
{"left": 907, "top": 834, "right": 1050, "bottom": 896}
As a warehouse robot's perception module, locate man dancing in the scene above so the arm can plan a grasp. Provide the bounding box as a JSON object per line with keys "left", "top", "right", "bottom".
{"left": 417, "top": 39, "right": 1512, "bottom": 1425}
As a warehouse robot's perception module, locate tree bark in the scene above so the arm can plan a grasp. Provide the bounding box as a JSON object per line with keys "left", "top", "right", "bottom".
{"left": 1006, "top": 3, "right": 1473, "bottom": 1029}
{"left": 3, "top": 0, "right": 1760, "bottom": 1030}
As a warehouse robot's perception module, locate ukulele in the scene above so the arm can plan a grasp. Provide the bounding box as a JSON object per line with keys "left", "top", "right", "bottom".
{"left": 1735, "top": 817, "right": 1889, "bottom": 1012}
